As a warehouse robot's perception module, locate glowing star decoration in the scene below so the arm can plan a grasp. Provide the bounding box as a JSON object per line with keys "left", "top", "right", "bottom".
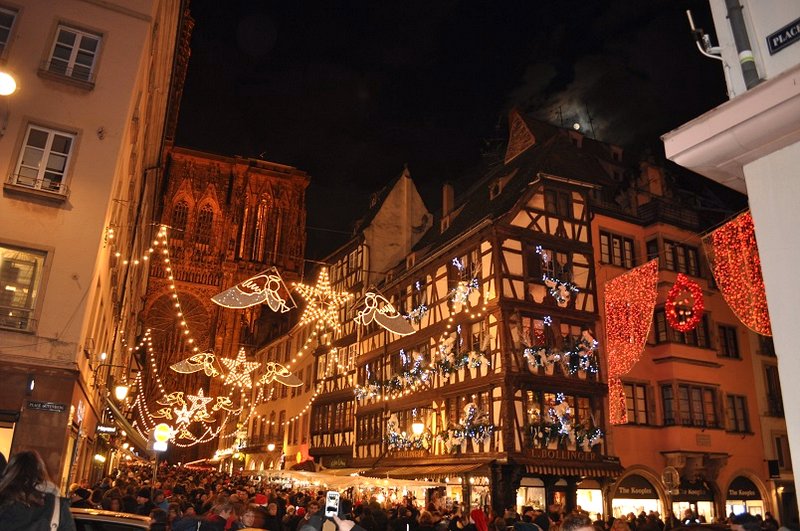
{"left": 220, "top": 348, "right": 261, "bottom": 389}
{"left": 186, "top": 388, "right": 214, "bottom": 416}
{"left": 211, "top": 267, "right": 296, "bottom": 312}
{"left": 170, "top": 352, "right": 220, "bottom": 377}
{"left": 703, "top": 211, "right": 772, "bottom": 336}
{"left": 356, "top": 291, "right": 416, "bottom": 336}
{"left": 605, "top": 259, "right": 659, "bottom": 424}
{"left": 665, "top": 273, "right": 704, "bottom": 332}
{"left": 293, "top": 268, "right": 353, "bottom": 333}
{"left": 258, "top": 362, "right": 303, "bottom": 387}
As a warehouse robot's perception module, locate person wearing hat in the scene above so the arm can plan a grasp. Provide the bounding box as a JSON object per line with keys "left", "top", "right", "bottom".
{"left": 135, "top": 487, "right": 156, "bottom": 516}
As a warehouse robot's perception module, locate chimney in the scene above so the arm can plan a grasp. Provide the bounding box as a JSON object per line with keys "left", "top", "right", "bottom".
{"left": 442, "top": 182, "right": 454, "bottom": 217}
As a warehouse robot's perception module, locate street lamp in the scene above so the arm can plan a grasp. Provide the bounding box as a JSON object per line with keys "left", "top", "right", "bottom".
{"left": 267, "top": 443, "right": 276, "bottom": 452}
{"left": 0, "top": 71, "right": 16, "bottom": 96}
{"left": 114, "top": 384, "right": 129, "bottom": 401}
{"left": 411, "top": 421, "right": 425, "bottom": 436}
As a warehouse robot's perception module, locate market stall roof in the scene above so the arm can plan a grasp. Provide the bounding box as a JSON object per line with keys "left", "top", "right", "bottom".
{"left": 242, "top": 469, "right": 444, "bottom": 489}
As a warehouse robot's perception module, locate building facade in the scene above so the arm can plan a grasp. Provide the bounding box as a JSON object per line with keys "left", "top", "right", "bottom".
{"left": 140, "top": 146, "right": 309, "bottom": 462}
{"left": 0, "top": 0, "right": 187, "bottom": 489}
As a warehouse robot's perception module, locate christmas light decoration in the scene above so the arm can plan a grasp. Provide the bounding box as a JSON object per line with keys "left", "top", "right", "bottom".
{"left": 293, "top": 268, "right": 353, "bottom": 333}
{"left": 257, "top": 362, "right": 303, "bottom": 387}
{"left": 536, "top": 247, "right": 579, "bottom": 305}
{"left": 211, "top": 267, "right": 296, "bottom": 312}
{"left": 523, "top": 328, "right": 599, "bottom": 375}
{"left": 386, "top": 413, "right": 432, "bottom": 451}
{"left": 220, "top": 347, "right": 261, "bottom": 389}
{"left": 437, "top": 402, "right": 494, "bottom": 453}
{"left": 528, "top": 394, "right": 603, "bottom": 450}
{"left": 665, "top": 273, "right": 704, "bottom": 332}
{"left": 703, "top": 211, "right": 772, "bottom": 336}
{"left": 404, "top": 281, "right": 429, "bottom": 325}
{"left": 605, "top": 259, "right": 659, "bottom": 424}
{"left": 170, "top": 352, "right": 220, "bottom": 377}
{"left": 354, "top": 346, "right": 488, "bottom": 401}
{"left": 356, "top": 291, "right": 416, "bottom": 336}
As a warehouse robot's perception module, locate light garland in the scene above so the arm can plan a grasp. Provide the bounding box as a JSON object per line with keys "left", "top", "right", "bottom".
{"left": 220, "top": 347, "right": 261, "bottom": 389}
{"left": 605, "top": 259, "right": 659, "bottom": 424}
{"left": 386, "top": 413, "right": 432, "bottom": 451}
{"left": 354, "top": 346, "right": 487, "bottom": 401}
{"left": 523, "top": 328, "right": 599, "bottom": 375}
{"left": 257, "top": 362, "right": 303, "bottom": 387}
{"left": 436, "top": 402, "right": 494, "bottom": 453}
{"left": 703, "top": 211, "right": 772, "bottom": 336}
{"left": 665, "top": 273, "right": 704, "bottom": 332}
{"left": 537, "top": 247, "right": 579, "bottom": 306}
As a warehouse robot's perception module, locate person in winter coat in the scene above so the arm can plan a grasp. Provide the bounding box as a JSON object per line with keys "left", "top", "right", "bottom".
{"left": 0, "top": 450, "right": 76, "bottom": 531}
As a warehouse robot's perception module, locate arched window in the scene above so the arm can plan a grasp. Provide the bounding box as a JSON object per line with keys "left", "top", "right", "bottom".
{"left": 171, "top": 200, "right": 189, "bottom": 238}
{"left": 196, "top": 204, "right": 214, "bottom": 245}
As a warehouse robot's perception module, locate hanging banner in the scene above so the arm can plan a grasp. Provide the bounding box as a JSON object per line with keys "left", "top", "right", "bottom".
{"left": 605, "top": 260, "right": 659, "bottom": 424}
{"left": 702, "top": 211, "right": 772, "bottom": 336}
{"left": 212, "top": 267, "right": 296, "bottom": 312}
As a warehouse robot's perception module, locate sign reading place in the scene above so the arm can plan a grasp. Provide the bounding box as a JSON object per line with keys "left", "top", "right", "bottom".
{"left": 767, "top": 17, "right": 800, "bottom": 55}
{"left": 27, "top": 400, "right": 67, "bottom": 413}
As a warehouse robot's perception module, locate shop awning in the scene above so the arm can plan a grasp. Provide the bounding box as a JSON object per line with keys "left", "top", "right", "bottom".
{"left": 727, "top": 476, "right": 761, "bottom": 500}
{"left": 105, "top": 399, "right": 148, "bottom": 453}
{"left": 362, "top": 463, "right": 486, "bottom": 481}
{"left": 522, "top": 461, "right": 624, "bottom": 478}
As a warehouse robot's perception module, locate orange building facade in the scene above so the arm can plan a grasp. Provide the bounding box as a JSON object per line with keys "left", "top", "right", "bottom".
{"left": 595, "top": 163, "right": 791, "bottom": 522}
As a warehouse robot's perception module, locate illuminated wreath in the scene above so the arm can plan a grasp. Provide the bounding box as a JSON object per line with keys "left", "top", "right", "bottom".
{"left": 665, "top": 273, "right": 704, "bottom": 332}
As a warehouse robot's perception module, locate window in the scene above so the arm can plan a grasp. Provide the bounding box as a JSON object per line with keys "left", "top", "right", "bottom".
{"left": 758, "top": 335, "right": 776, "bottom": 357}
{"left": 624, "top": 383, "right": 649, "bottom": 425}
{"left": 544, "top": 189, "right": 572, "bottom": 218}
{"left": 0, "top": 244, "right": 47, "bottom": 331}
{"left": 599, "top": 231, "right": 635, "bottom": 268}
{"left": 47, "top": 25, "right": 101, "bottom": 82}
{"left": 776, "top": 435, "right": 793, "bottom": 471}
{"left": 662, "top": 385, "right": 675, "bottom": 426}
{"left": 718, "top": 325, "right": 739, "bottom": 358}
{"left": 646, "top": 239, "right": 659, "bottom": 262}
{"left": 653, "top": 309, "right": 709, "bottom": 348}
{"left": 196, "top": 204, "right": 214, "bottom": 245}
{"left": 13, "top": 125, "right": 76, "bottom": 194}
{"left": 171, "top": 201, "right": 189, "bottom": 238}
{"left": 726, "top": 395, "right": 749, "bottom": 433}
{"left": 305, "top": 366, "right": 312, "bottom": 392}
{"left": 0, "top": 6, "right": 17, "bottom": 54}
{"left": 678, "top": 384, "right": 717, "bottom": 427}
{"left": 663, "top": 240, "right": 700, "bottom": 276}
{"left": 765, "top": 365, "right": 784, "bottom": 417}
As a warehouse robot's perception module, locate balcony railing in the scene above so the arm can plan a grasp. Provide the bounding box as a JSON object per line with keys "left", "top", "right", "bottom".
{"left": 637, "top": 198, "right": 700, "bottom": 229}
{"left": 38, "top": 60, "right": 96, "bottom": 89}
{"left": 0, "top": 305, "right": 36, "bottom": 332}
{"left": 5, "top": 174, "right": 70, "bottom": 199}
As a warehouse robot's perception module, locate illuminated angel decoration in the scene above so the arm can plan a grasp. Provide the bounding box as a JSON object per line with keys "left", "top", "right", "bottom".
{"left": 220, "top": 347, "right": 261, "bottom": 389}
{"left": 170, "top": 352, "right": 220, "bottom": 377}
{"left": 356, "top": 291, "right": 416, "bottom": 336}
{"left": 156, "top": 392, "right": 185, "bottom": 408}
{"left": 213, "top": 396, "right": 243, "bottom": 413}
{"left": 258, "top": 362, "right": 303, "bottom": 387}
{"left": 211, "top": 267, "right": 296, "bottom": 312}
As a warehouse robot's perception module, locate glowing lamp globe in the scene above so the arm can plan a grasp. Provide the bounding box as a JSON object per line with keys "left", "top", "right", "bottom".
{"left": 267, "top": 443, "right": 276, "bottom": 452}
{"left": 0, "top": 72, "right": 16, "bottom": 96}
{"left": 411, "top": 421, "right": 425, "bottom": 436}
{"left": 114, "top": 384, "right": 129, "bottom": 401}
{"left": 153, "top": 423, "right": 172, "bottom": 443}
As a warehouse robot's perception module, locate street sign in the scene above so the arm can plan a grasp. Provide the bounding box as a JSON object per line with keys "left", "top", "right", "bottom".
{"left": 27, "top": 400, "right": 67, "bottom": 413}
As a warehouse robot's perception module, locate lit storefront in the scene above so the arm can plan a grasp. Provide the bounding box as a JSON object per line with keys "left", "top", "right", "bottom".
{"left": 612, "top": 474, "right": 663, "bottom": 518}
{"left": 673, "top": 478, "right": 715, "bottom": 523}
{"left": 517, "top": 477, "right": 546, "bottom": 510}
{"left": 577, "top": 479, "right": 604, "bottom": 517}
{"left": 725, "top": 476, "right": 764, "bottom": 516}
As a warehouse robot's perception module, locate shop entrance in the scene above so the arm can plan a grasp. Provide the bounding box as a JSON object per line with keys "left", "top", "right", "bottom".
{"left": 612, "top": 474, "right": 663, "bottom": 519}
{"left": 725, "top": 476, "right": 764, "bottom": 517}
{"left": 674, "top": 478, "right": 715, "bottom": 523}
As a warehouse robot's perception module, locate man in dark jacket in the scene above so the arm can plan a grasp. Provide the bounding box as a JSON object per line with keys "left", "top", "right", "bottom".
{"left": 135, "top": 488, "right": 156, "bottom": 516}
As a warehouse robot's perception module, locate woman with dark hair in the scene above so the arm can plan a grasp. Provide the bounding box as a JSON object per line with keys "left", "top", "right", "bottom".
{"left": 0, "top": 450, "right": 76, "bottom": 530}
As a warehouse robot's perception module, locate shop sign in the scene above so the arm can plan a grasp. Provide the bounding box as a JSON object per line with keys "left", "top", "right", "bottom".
{"left": 531, "top": 448, "right": 600, "bottom": 462}
{"left": 27, "top": 400, "right": 67, "bottom": 413}
{"left": 675, "top": 478, "right": 714, "bottom": 501}
{"left": 727, "top": 476, "right": 760, "bottom": 500}
{"left": 96, "top": 425, "right": 117, "bottom": 435}
{"left": 615, "top": 475, "right": 657, "bottom": 499}
{"left": 327, "top": 456, "right": 348, "bottom": 469}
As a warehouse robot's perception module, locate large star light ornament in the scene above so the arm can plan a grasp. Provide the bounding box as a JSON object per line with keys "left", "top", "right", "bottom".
{"left": 293, "top": 267, "right": 353, "bottom": 332}
{"left": 220, "top": 347, "right": 261, "bottom": 388}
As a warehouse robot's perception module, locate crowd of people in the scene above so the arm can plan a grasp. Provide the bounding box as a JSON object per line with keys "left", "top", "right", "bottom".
{"left": 0, "top": 450, "right": 794, "bottom": 531}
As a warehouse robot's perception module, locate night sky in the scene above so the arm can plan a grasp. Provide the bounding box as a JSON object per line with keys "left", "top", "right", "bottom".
{"left": 175, "top": 1, "right": 727, "bottom": 259}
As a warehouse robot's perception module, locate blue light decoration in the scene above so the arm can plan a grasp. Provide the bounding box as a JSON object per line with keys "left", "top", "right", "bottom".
{"left": 523, "top": 327, "right": 599, "bottom": 376}
{"left": 536, "top": 247, "right": 579, "bottom": 305}
{"left": 528, "top": 393, "right": 604, "bottom": 450}
{"left": 449, "top": 257, "right": 481, "bottom": 305}
{"left": 437, "top": 402, "right": 495, "bottom": 453}
{"left": 385, "top": 413, "right": 432, "bottom": 451}
{"left": 404, "top": 281, "right": 429, "bottom": 325}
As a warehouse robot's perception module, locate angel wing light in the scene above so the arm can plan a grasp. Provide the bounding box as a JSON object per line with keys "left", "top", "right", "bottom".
{"left": 211, "top": 267, "right": 296, "bottom": 312}
{"left": 356, "top": 292, "right": 416, "bottom": 336}
{"left": 258, "top": 362, "right": 303, "bottom": 387}
{"left": 170, "top": 352, "right": 220, "bottom": 377}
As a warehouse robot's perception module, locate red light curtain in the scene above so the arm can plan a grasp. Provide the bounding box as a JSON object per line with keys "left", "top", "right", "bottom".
{"left": 605, "top": 259, "right": 659, "bottom": 425}
{"left": 702, "top": 211, "right": 772, "bottom": 336}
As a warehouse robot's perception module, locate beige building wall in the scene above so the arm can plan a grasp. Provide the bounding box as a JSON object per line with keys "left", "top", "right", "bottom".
{"left": 0, "top": 0, "right": 184, "bottom": 487}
